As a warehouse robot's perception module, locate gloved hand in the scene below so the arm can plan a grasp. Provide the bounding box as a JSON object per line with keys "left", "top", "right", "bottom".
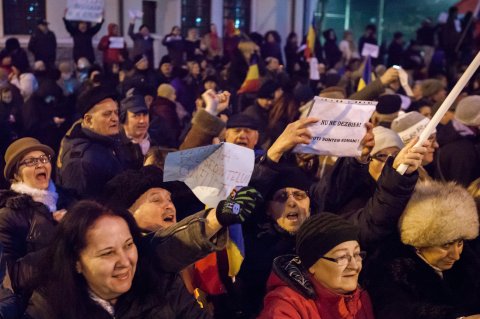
{"left": 215, "top": 187, "right": 263, "bottom": 226}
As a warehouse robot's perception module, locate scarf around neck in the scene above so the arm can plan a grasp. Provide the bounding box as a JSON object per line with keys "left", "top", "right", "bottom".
{"left": 11, "top": 181, "right": 58, "bottom": 212}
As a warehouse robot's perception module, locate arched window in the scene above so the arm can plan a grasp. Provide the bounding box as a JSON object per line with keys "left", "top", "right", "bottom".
{"left": 3, "top": 0, "right": 46, "bottom": 35}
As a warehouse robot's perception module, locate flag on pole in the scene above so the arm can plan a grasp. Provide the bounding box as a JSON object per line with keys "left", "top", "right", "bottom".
{"left": 237, "top": 54, "right": 261, "bottom": 94}
{"left": 305, "top": 17, "right": 316, "bottom": 59}
{"left": 357, "top": 56, "right": 375, "bottom": 91}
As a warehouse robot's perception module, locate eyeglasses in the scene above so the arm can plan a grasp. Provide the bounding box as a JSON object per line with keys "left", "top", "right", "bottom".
{"left": 18, "top": 154, "right": 51, "bottom": 167}
{"left": 372, "top": 152, "right": 399, "bottom": 163}
{"left": 320, "top": 251, "right": 367, "bottom": 266}
{"left": 272, "top": 190, "right": 308, "bottom": 203}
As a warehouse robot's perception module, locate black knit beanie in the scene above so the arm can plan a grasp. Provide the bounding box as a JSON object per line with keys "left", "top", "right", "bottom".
{"left": 266, "top": 166, "right": 312, "bottom": 201}
{"left": 296, "top": 213, "right": 359, "bottom": 269}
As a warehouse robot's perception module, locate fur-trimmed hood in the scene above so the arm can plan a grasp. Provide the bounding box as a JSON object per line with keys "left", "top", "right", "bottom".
{"left": 399, "top": 181, "right": 479, "bottom": 247}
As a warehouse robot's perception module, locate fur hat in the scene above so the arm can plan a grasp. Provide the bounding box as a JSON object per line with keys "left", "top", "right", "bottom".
{"left": 399, "top": 181, "right": 479, "bottom": 248}
{"left": 455, "top": 95, "right": 480, "bottom": 127}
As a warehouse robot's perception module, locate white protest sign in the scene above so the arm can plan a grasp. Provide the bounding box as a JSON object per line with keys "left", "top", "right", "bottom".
{"left": 66, "top": 0, "right": 104, "bottom": 23}
{"left": 163, "top": 143, "right": 255, "bottom": 207}
{"left": 293, "top": 97, "right": 376, "bottom": 157}
{"left": 109, "top": 37, "right": 125, "bottom": 49}
{"left": 128, "top": 10, "right": 144, "bottom": 20}
{"left": 397, "top": 68, "right": 414, "bottom": 97}
{"left": 309, "top": 57, "right": 320, "bottom": 80}
{"left": 361, "top": 43, "right": 379, "bottom": 58}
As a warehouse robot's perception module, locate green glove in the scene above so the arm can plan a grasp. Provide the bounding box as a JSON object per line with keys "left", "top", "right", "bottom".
{"left": 215, "top": 187, "right": 263, "bottom": 226}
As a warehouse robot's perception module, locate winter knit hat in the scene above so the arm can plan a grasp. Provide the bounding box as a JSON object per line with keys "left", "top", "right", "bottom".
{"left": 391, "top": 111, "right": 434, "bottom": 144}
{"left": 399, "top": 181, "right": 479, "bottom": 248}
{"left": 257, "top": 80, "right": 280, "bottom": 99}
{"left": 266, "top": 166, "right": 312, "bottom": 201}
{"left": 376, "top": 94, "right": 402, "bottom": 115}
{"left": 455, "top": 95, "right": 480, "bottom": 127}
{"left": 421, "top": 79, "right": 444, "bottom": 99}
{"left": 371, "top": 126, "right": 404, "bottom": 155}
{"left": 296, "top": 213, "right": 359, "bottom": 269}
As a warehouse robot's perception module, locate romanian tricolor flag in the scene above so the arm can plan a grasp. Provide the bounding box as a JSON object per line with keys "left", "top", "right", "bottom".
{"left": 357, "top": 55, "right": 375, "bottom": 91}
{"left": 237, "top": 54, "right": 261, "bottom": 94}
{"left": 226, "top": 224, "right": 245, "bottom": 278}
{"left": 305, "top": 17, "right": 316, "bottom": 59}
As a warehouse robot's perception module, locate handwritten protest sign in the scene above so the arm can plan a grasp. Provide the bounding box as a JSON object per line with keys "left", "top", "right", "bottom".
{"left": 361, "top": 43, "right": 379, "bottom": 58}
{"left": 294, "top": 97, "right": 376, "bottom": 157}
{"left": 109, "top": 37, "right": 125, "bottom": 49}
{"left": 163, "top": 143, "right": 255, "bottom": 207}
{"left": 66, "top": 0, "right": 104, "bottom": 23}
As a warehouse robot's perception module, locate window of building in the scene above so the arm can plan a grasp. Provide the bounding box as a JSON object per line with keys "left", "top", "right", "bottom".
{"left": 181, "top": 0, "right": 211, "bottom": 37}
{"left": 223, "top": 0, "right": 251, "bottom": 34}
{"left": 3, "top": 0, "right": 46, "bottom": 35}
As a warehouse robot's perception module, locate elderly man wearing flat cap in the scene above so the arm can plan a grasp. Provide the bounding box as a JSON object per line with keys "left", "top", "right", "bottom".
{"left": 56, "top": 86, "right": 132, "bottom": 198}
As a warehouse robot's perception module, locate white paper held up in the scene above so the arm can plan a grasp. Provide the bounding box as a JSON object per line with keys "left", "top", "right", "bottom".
{"left": 163, "top": 143, "right": 255, "bottom": 207}
{"left": 293, "top": 97, "right": 376, "bottom": 157}
{"left": 66, "top": 0, "right": 104, "bottom": 23}
{"left": 109, "top": 37, "right": 125, "bottom": 49}
{"left": 361, "top": 43, "right": 379, "bottom": 58}
{"left": 309, "top": 57, "right": 320, "bottom": 80}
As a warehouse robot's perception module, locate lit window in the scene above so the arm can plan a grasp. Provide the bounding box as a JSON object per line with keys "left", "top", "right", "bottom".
{"left": 3, "top": 0, "right": 46, "bottom": 35}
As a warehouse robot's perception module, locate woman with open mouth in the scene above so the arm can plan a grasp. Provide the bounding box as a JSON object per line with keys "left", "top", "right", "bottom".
{"left": 0, "top": 137, "right": 74, "bottom": 307}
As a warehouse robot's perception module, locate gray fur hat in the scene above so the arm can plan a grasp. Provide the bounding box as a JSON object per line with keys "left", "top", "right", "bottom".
{"left": 399, "top": 181, "right": 479, "bottom": 248}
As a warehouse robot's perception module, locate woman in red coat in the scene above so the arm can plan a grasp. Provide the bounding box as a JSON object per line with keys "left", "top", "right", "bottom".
{"left": 258, "top": 213, "right": 375, "bottom": 319}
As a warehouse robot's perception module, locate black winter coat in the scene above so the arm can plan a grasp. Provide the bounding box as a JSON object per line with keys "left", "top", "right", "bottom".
{"left": 364, "top": 241, "right": 480, "bottom": 319}
{"left": 0, "top": 189, "right": 71, "bottom": 299}
{"left": 27, "top": 29, "right": 56, "bottom": 67}
{"left": 63, "top": 18, "right": 103, "bottom": 64}
{"left": 56, "top": 121, "right": 132, "bottom": 199}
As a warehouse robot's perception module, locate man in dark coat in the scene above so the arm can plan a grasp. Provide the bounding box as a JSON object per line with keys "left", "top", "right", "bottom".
{"left": 128, "top": 17, "right": 154, "bottom": 69}
{"left": 63, "top": 13, "right": 104, "bottom": 64}
{"left": 27, "top": 19, "right": 57, "bottom": 69}
{"left": 56, "top": 86, "right": 129, "bottom": 199}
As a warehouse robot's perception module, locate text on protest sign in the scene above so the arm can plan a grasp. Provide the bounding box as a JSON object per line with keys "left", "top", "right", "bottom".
{"left": 361, "top": 43, "right": 379, "bottom": 58}
{"left": 66, "top": 0, "right": 104, "bottom": 23}
{"left": 294, "top": 97, "right": 376, "bottom": 157}
{"left": 397, "top": 117, "right": 432, "bottom": 144}
{"left": 163, "top": 143, "right": 255, "bottom": 207}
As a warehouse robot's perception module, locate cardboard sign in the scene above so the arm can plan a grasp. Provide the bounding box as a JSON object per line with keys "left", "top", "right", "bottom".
{"left": 163, "top": 143, "right": 255, "bottom": 207}
{"left": 293, "top": 97, "right": 376, "bottom": 157}
{"left": 66, "top": 0, "right": 104, "bottom": 23}
{"left": 361, "top": 43, "right": 379, "bottom": 58}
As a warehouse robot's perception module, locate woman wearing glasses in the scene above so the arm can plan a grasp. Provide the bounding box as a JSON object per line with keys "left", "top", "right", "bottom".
{"left": 258, "top": 213, "right": 374, "bottom": 319}
{"left": 364, "top": 181, "right": 480, "bottom": 319}
{"left": 0, "top": 138, "right": 73, "bottom": 303}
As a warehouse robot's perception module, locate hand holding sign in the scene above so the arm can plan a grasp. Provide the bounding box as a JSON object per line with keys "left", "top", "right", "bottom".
{"left": 293, "top": 97, "right": 376, "bottom": 157}
{"left": 380, "top": 67, "right": 399, "bottom": 86}
{"left": 267, "top": 117, "right": 319, "bottom": 162}
{"left": 357, "top": 122, "right": 375, "bottom": 163}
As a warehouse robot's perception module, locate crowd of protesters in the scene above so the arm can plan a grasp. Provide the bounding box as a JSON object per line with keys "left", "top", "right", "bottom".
{"left": 0, "top": 4, "right": 480, "bottom": 319}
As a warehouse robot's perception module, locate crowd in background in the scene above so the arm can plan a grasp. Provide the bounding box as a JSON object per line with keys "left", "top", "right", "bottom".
{"left": 0, "top": 4, "right": 479, "bottom": 319}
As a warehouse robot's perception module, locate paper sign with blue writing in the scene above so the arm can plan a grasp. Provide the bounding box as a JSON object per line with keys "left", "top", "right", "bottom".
{"left": 293, "top": 97, "right": 376, "bottom": 157}
{"left": 66, "top": 0, "right": 104, "bottom": 23}
{"left": 163, "top": 143, "right": 255, "bottom": 207}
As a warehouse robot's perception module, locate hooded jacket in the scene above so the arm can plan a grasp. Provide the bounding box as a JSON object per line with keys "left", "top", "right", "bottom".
{"left": 97, "top": 23, "right": 126, "bottom": 65}
{"left": 258, "top": 255, "right": 374, "bottom": 319}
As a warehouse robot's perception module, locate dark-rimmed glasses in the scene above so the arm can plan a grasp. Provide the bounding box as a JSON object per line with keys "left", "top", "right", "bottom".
{"left": 320, "top": 251, "right": 367, "bottom": 266}
{"left": 18, "top": 154, "right": 51, "bottom": 167}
